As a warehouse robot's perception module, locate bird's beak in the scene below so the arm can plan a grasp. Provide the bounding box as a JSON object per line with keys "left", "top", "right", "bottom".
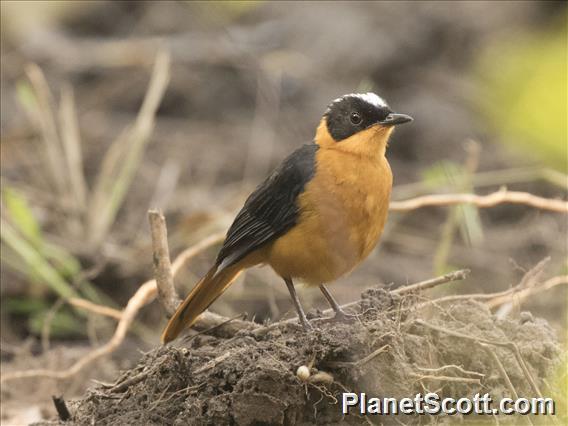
{"left": 379, "top": 113, "right": 413, "bottom": 126}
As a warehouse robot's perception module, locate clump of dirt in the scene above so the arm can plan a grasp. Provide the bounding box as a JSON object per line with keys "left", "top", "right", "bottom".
{"left": 52, "top": 289, "right": 561, "bottom": 425}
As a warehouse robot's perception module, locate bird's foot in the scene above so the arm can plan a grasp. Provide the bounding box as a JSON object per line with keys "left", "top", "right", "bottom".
{"left": 299, "top": 318, "right": 314, "bottom": 331}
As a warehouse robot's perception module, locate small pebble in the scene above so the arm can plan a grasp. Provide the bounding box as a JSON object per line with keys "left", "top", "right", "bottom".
{"left": 296, "top": 365, "right": 310, "bottom": 381}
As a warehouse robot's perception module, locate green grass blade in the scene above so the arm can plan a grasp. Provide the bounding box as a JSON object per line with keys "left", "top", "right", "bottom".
{"left": 1, "top": 219, "right": 78, "bottom": 299}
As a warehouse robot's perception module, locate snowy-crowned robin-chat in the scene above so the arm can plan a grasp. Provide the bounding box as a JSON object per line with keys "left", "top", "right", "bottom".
{"left": 162, "top": 92, "right": 412, "bottom": 343}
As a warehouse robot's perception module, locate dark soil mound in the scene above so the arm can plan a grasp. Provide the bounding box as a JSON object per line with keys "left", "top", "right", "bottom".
{"left": 54, "top": 290, "right": 561, "bottom": 425}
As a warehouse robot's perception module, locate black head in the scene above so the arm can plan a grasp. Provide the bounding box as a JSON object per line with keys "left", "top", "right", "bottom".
{"left": 324, "top": 93, "right": 412, "bottom": 142}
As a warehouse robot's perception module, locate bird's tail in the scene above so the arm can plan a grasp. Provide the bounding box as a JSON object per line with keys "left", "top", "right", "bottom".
{"left": 161, "top": 264, "right": 243, "bottom": 344}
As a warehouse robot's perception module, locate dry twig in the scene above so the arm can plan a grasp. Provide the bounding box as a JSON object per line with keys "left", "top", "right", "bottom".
{"left": 171, "top": 232, "right": 225, "bottom": 272}
{"left": 480, "top": 344, "right": 519, "bottom": 399}
{"left": 109, "top": 370, "right": 150, "bottom": 394}
{"left": 393, "top": 269, "right": 470, "bottom": 295}
{"left": 414, "top": 275, "right": 567, "bottom": 311}
{"left": 486, "top": 275, "right": 568, "bottom": 309}
{"left": 415, "top": 320, "right": 542, "bottom": 399}
{"left": 390, "top": 188, "right": 568, "bottom": 213}
{"left": 68, "top": 298, "right": 122, "bottom": 320}
{"left": 148, "top": 209, "right": 181, "bottom": 316}
{"left": 414, "top": 364, "right": 484, "bottom": 378}
{"left": 192, "top": 348, "right": 248, "bottom": 374}
{"left": 408, "top": 372, "right": 481, "bottom": 385}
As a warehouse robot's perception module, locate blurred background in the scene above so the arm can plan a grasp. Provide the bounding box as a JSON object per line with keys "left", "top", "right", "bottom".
{"left": 0, "top": 1, "right": 566, "bottom": 423}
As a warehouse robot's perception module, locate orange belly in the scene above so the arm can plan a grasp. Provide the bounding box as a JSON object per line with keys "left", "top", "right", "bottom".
{"left": 263, "top": 148, "right": 392, "bottom": 285}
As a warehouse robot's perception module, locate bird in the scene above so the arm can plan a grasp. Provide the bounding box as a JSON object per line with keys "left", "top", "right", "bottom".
{"left": 161, "top": 92, "right": 412, "bottom": 343}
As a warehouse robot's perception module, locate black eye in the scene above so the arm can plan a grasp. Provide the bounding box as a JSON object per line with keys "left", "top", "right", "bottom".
{"left": 350, "top": 111, "right": 362, "bottom": 125}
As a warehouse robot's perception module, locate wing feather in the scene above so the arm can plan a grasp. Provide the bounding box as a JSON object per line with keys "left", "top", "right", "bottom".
{"left": 216, "top": 143, "right": 318, "bottom": 270}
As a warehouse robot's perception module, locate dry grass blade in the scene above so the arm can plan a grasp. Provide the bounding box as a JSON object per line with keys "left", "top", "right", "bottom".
{"left": 0, "top": 219, "right": 78, "bottom": 299}
{"left": 87, "top": 49, "right": 171, "bottom": 249}
{"left": 24, "top": 64, "right": 67, "bottom": 196}
{"left": 59, "top": 84, "right": 87, "bottom": 219}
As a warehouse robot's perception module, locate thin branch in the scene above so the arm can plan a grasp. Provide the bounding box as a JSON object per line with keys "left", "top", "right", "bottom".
{"left": 68, "top": 298, "right": 122, "bottom": 320}
{"left": 479, "top": 344, "right": 519, "bottom": 400}
{"left": 415, "top": 275, "right": 567, "bottom": 310}
{"left": 172, "top": 232, "right": 225, "bottom": 273}
{"left": 148, "top": 209, "right": 181, "bottom": 316}
{"left": 413, "top": 364, "right": 485, "bottom": 378}
{"left": 486, "top": 275, "right": 568, "bottom": 309}
{"left": 356, "top": 344, "right": 390, "bottom": 366}
{"left": 415, "top": 319, "right": 542, "bottom": 400}
{"left": 390, "top": 188, "right": 568, "bottom": 213}
{"left": 109, "top": 370, "right": 149, "bottom": 394}
{"left": 326, "top": 268, "right": 469, "bottom": 314}
{"left": 393, "top": 269, "right": 470, "bottom": 295}
{"left": 41, "top": 298, "right": 65, "bottom": 353}
{"left": 408, "top": 372, "right": 481, "bottom": 385}
{"left": 413, "top": 319, "right": 512, "bottom": 347}
{"left": 192, "top": 348, "right": 248, "bottom": 374}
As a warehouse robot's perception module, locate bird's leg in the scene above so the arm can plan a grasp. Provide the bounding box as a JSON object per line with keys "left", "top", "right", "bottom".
{"left": 284, "top": 278, "right": 313, "bottom": 330}
{"left": 319, "top": 284, "right": 356, "bottom": 321}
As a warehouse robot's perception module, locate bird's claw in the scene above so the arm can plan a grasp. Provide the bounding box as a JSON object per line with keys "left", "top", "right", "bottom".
{"left": 300, "top": 319, "right": 314, "bottom": 331}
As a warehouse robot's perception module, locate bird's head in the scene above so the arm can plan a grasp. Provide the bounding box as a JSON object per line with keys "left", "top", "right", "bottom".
{"left": 316, "top": 92, "right": 412, "bottom": 157}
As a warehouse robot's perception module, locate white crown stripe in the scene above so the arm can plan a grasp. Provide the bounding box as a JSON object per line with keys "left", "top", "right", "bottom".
{"left": 356, "top": 92, "right": 387, "bottom": 108}
{"left": 329, "top": 92, "right": 388, "bottom": 109}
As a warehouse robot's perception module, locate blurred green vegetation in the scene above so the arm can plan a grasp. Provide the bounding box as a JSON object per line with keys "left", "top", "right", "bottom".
{"left": 1, "top": 187, "right": 100, "bottom": 336}
{"left": 1, "top": 53, "right": 169, "bottom": 338}
{"left": 2, "top": 188, "right": 79, "bottom": 300}
{"left": 477, "top": 17, "right": 567, "bottom": 171}
{"left": 422, "top": 142, "right": 483, "bottom": 276}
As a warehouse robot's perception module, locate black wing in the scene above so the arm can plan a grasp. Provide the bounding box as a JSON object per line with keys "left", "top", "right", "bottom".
{"left": 215, "top": 143, "right": 319, "bottom": 270}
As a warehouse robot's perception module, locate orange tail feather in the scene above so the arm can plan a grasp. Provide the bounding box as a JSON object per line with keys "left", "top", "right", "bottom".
{"left": 161, "top": 264, "right": 243, "bottom": 343}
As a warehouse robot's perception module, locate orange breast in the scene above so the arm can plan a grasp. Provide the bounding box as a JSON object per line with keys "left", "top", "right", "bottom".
{"left": 264, "top": 147, "right": 392, "bottom": 285}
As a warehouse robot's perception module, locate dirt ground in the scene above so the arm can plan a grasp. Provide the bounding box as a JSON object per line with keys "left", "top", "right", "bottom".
{"left": 39, "top": 287, "right": 562, "bottom": 425}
